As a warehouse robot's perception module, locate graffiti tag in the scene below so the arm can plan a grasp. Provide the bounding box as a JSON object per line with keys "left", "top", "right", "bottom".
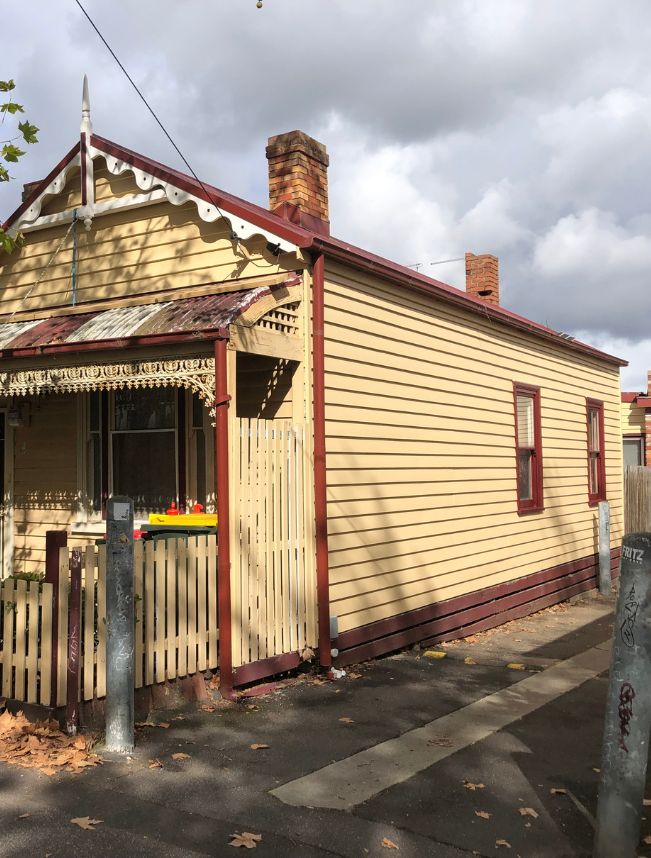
{"left": 618, "top": 682, "right": 636, "bottom": 753}
{"left": 620, "top": 584, "right": 640, "bottom": 649}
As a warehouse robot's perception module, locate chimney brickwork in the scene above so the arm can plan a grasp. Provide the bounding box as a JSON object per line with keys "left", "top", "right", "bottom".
{"left": 465, "top": 252, "right": 499, "bottom": 305}
{"left": 266, "top": 130, "right": 329, "bottom": 232}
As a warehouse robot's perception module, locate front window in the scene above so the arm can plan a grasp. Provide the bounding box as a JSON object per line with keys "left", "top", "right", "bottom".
{"left": 623, "top": 436, "right": 644, "bottom": 468}
{"left": 587, "top": 399, "right": 606, "bottom": 504}
{"left": 514, "top": 383, "right": 543, "bottom": 513}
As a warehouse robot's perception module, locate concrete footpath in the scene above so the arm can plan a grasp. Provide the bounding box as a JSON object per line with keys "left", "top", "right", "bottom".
{"left": 1, "top": 591, "right": 650, "bottom": 858}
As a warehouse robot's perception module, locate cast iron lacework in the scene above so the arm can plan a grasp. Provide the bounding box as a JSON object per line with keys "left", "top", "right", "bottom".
{"left": 0, "top": 356, "right": 216, "bottom": 409}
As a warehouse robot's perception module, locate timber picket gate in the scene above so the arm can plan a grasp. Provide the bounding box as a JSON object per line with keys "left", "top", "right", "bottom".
{"left": 0, "top": 535, "right": 219, "bottom": 707}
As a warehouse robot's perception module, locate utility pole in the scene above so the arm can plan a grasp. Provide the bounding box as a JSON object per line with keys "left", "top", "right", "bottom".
{"left": 598, "top": 500, "right": 612, "bottom": 595}
{"left": 104, "top": 496, "right": 135, "bottom": 754}
{"left": 594, "top": 532, "right": 651, "bottom": 857}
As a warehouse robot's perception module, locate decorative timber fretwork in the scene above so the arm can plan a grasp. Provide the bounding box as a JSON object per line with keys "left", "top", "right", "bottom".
{"left": 0, "top": 356, "right": 216, "bottom": 405}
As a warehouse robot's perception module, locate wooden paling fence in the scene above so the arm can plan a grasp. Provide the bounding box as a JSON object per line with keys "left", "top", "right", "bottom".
{"left": 0, "top": 535, "right": 219, "bottom": 706}
{"left": 231, "top": 418, "right": 317, "bottom": 669}
{"left": 624, "top": 465, "right": 651, "bottom": 534}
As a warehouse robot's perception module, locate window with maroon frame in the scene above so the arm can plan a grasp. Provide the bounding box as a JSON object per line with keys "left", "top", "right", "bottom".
{"left": 513, "top": 384, "right": 543, "bottom": 513}
{"left": 586, "top": 398, "right": 606, "bottom": 504}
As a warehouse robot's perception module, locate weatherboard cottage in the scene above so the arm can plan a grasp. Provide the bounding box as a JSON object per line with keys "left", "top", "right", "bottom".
{"left": 0, "top": 83, "right": 624, "bottom": 699}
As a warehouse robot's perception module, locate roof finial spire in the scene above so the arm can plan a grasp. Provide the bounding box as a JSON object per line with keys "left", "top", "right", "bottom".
{"left": 81, "top": 74, "right": 92, "bottom": 135}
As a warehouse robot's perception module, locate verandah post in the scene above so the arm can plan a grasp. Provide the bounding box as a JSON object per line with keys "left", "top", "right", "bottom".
{"left": 45, "top": 530, "right": 67, "bottom": 707}
{"left": 66, "top": 549, "right": 82, "bottom": 735}
{"left": 105, "top": 496, "right": 135, "bottom": 754}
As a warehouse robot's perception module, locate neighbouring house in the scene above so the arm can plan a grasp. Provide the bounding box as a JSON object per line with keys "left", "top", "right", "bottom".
{"left": 621, "top": 386, "right": 650, "bottom": 467}
{"left": 0, "top": 81, "right": 625, "bottom": 698}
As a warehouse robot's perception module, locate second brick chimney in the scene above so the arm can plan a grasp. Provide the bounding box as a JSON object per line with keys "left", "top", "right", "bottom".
{"left": 465, "top": 252, "right": 499, "bottom": 305}
{"left": 266, "top": 130, "right": 330, "bottom": 234}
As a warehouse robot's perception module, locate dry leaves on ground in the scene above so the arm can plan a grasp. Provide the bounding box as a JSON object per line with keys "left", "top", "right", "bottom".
{"left": 0, "top": 710, "right": 100, "bottom": 776}
{"left": 518, "top": 807, "right": 539, "bottom": 819}
{"left": 70, "top": 817, "right": 103, "bottom": 830}
{"left": 300, "top": 646, "right": 315, "bottom": 662}
{"left": 550, "top": 788, "right": 567, "bottom": 796}
{"left": 136, "top": 721, "right": 170, "bottom": 729}
{"left": 148, "top": 759, "right": 163, "bottom": 769}
{"left": 339, "top": 717, "right": 355, "bottom": 724}
{"left": 464, "top": 656, "right": 477, "bottom": 666}
{"left": 229, "top": 832, "right": 262, "bottom": 849}
{"left": 17, "top": 813, "right": 30, "bottom": 819}
{"left": 495, "top": 839, "right": 511, "bottom": 849}
{"left": 250, "top": 744, "right": 269, "bottom": 750}
{"left": 463, "top": 781, "right": 485, "bottom": 791}
{"left": 475, "top": 811, "right": 491, "bottom": 819}
{"left": 381, "top": 837, "right": 399, "bottom": 849}
{"left": 171, "top": 753, "right": 191, "bottom": 761}
{"left": 347, "top": 672, "right": 363, "bottom": 680}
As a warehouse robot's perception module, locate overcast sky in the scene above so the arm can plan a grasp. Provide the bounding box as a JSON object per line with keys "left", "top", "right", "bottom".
{"left": 3, "top": 1, "right": 650, "bottom": 388}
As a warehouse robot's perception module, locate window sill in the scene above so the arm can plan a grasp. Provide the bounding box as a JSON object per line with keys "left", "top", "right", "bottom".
{"left": 517, "top": 505, "right": 545, "bottom": 516}
{"left": 588, "top": 498, "right": 606, "bottom": 507}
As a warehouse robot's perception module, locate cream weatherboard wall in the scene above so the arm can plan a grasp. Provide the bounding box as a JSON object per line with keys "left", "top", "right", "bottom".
{"left": 322, "top": 261, "right": 623, "bottom": 636}
{"left": 621, "top": 398, "right": 645, "bottom": 436}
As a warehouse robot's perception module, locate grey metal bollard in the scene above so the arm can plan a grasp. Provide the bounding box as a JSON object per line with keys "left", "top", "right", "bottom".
{"left": 594, "top": 533, "right": 651, "bottom": 857}
{"left": 105, "top": 496, "right": 135, "bottom": 754}
{"left": 598, "top": 501, "right": 612, "bottom": 596}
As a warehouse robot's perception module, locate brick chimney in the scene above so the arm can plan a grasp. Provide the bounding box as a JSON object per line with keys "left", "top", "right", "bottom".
{"left": 266, "top": 130, "right": 329, "bottom": 234}
{"left": 465, "top": 252, "right": 499, "bottom": 305}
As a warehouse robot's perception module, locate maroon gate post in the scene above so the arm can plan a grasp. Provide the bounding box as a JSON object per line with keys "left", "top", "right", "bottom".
{"left": 66, "top": 549, "right": 82, "bottom": 735}
{"left": 45, "top": 530, "right": 67, "bottom": 707}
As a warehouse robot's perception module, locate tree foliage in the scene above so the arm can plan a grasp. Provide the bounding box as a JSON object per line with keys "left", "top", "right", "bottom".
{"left": 0, "top": 80, "right": 39, "bottom": 254}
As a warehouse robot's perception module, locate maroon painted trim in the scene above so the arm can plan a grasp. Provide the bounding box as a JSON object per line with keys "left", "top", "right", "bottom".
{"left": 312, "top": 253, "right": 331, "bottom": 669}
{"left": 513, "top": 382, "right": 544, "bottom": 514}
{"left": 586, "top": 398, "right": 607, "bottom": 506}
{"left": 215, "top": 339, "right": 234, "bottom": 699}
{"left": 44, "top": 530, "right": 67, "bottom": 707}
{"left": 91, "top": 135, "right": 312, "bottom": 248}
{"left": 233, "top": 651, "right": 301, "bottom": 687}
{"left": 2, "top": 142, "right": 79, "bottom": 230}
{"left": 334, "top": 549, "right": 620, "bottom": 667}
{"left": 311, "top": 236, "right": 627, "bottom": 368}
{"left": 0, "top": 326, "right": 230, "bottom": 361}
{"left": 80, "top": 133, "right": 88, "bottom": 207}
{"left": 177, "top": 389, "right": 187, "bottom": 513}
{"left": 636, "top": 397, "right": 651, "bottom": 408}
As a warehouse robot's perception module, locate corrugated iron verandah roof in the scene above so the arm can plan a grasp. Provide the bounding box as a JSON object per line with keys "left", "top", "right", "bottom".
{"left": 0, "top": 287, "right": 275, "bottom": 354}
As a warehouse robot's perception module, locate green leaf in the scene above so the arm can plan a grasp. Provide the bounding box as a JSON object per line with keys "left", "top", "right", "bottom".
{"left": 0, "top": 80, "right": 16, "bottom": 92}
{"left": 0, "top": 102, "right": 24, "bottom": 115}
{"left": 18, "top": 121, "right": 38, "bottom": 144}
{"left": 0, "top": 164, "right": 9, "bottom": 182}
{"left": 0, "top": 230, "right": 16, "bottom": 254}
{"left": 1, "top": 143, "right": 26, "bottom": 163}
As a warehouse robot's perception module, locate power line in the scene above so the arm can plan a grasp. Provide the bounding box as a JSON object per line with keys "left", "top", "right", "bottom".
{"left": 73, "top": 0, "right": 239, "bottom": 241}
{"left": 407, "top": 256, "right": 464, "bottom": 271}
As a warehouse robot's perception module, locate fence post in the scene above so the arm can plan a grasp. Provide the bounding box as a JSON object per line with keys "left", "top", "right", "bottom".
{"left": 598, "top": 500, "right": 612, "bottom": 595}
{"left": 66, "top": 549, "right": 82, "bottom": 735}
{"left": 45, "top": 530, "right": 67, "bottom": 707}
{"left": 594, "top": 533, "right": 651, "bottom": 857}
{"left": 105, "top": 496, "right": 135, "bottom": 754}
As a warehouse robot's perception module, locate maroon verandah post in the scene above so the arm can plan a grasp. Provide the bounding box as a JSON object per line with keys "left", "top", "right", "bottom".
{"left": 66, "top": 549, "right": 82, "bottom": 735}
{"left": 45, "top": 530, "right": 67, "bottom": 707}
{"left": 214, "top": 338, "right": 234, "bottom": 699}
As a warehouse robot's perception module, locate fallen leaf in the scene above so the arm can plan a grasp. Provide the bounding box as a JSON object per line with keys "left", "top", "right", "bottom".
{"left": 229, "top": 831, "right": 262, "bottom": 849}
{"left": 506, "top": 663, "right": 526, "bottom": 671}
{"left": 171, "top": 753, "right": 191, "bottom": 761}
{"left": 300, "top": 646, "right": 315, "bottom": 662}
{"left": 200, "top": 704, "right": 216, "bottom": 712}
{"left": 464, "top": 656, "right": 477, "bottom": 665}
{"left": 339, "top": 717, "right": 355, "bottom": 724}
{"left": 381, "top": 838, "right": 399, "bottom": 850}
{"left": 246, "top": 705, "right": 259, "bottom": 711}
{"left": 70, "top": 817, "right": 103, "bottom": 830}
{"left": 250, "top": 744, "right": 270, "bottom": 750}
{"left": 518, "top": 807, "right": 539, "bottom": 819}
{"left": 172, "top": 715, "right": 187, "bottom": 721}
{"left": 423, "top": 650, "right": 447, "bottom": 659}
{"left": 17, "top": 813, "right": 30, "bottom": 819}
{"left": 464, "top": 781, "right": 485, "bottom": 791}
{"left": 550, "top": 788, "right": 567, "bottom": 796}
{"left": 347, "top": 672, "right": 363, "bottom": 680}
{"left": 593, "top": 767, "right": 600, "bottom": 773}
{"left": 157, "top": 722, "right": 170, "bottom": 729}
{"left": 643, "top": 835, "right": 651, "bottom": 845}
{"left": 148, "top": 759, "right": 163, "bottom": 769}
{"left": 475, "top": 811, "right": 491, "bottom": 819}
{"left": 427, "top": 737, "right": 453, "bottom": 747}
{"left": 495, "top": 840, "right": 511, "bottom": 849}
{"left": 644, "top": 799, "right": 651, "bottom": 806}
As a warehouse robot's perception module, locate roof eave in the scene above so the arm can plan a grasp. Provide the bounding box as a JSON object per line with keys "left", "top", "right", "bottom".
{"left": 310, "top": 235, "right": 628, "bottom": 369}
